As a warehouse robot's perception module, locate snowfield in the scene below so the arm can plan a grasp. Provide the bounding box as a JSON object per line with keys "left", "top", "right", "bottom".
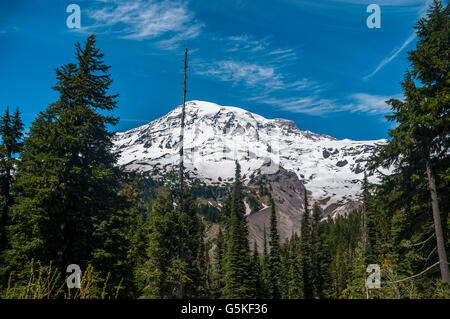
{"left": 113, "top": 100, "right": 387, "bottom": 210}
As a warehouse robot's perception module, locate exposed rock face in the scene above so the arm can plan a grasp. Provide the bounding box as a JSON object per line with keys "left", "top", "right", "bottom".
{"left": 336, "top": 160, "right": 348, "bottom": 167}
{"left": 246, "top": 166, "right": 306, "bottom": 251}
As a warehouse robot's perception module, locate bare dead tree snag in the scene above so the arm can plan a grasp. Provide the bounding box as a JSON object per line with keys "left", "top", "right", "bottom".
{"left": 176, "top": 48, "right": 188, "bottom": 299}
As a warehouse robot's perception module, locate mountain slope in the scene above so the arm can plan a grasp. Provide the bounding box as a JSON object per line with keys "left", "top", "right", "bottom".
{"left": 113, "top": 100, "right": 386, "bottom": 217}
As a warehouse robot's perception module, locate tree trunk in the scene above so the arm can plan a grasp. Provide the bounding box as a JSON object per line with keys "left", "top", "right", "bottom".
{"left": 362, "top": 204, "right": 368, "bottom": 253}
{"left": 176, "top": 48, "right": 188, "bottom": 299}
{"left": 0, "top": 142, "right": 12, "bottom": 252}
{"left": 425, "top": 153, "right": 449, "bottom": 282}
{"left": 0, "top": 167, "right": 10, "bottom": 252}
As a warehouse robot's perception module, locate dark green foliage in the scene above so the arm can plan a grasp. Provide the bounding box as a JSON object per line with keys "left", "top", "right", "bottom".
{"left": 4, "top": 35, "right": 134, "bottom": 295}
{"left": 181, "top": 189, "right": 208, "bottom": 298}
{"left": 197, "top": 203, "right": 221, "bottom": 222}
{"left": 222, "top": 162, "right": 256, "bottom": 298}
{"left": 139, "top": 172, "right": 164, "bottom": 213}
{"left": 139, "top": 194, "right": 180, "bottom": 298}
{"left": 268, "top": 196, "right": 281, "bottom": 298}
{"left": 95, "top": 173, "right": 147, "bottom": 297}
{"left": 311, "top": 203, "right": 331, "bottom": 298}
{"left": 247, "top": 193, "right": 262, "bottom": 214}
{"left": 1, "top": 1, "right": 448, "bottom": 298}
{"left": 0, "top": 107, "right": 24, "bottom": 286}
{"left": 370, "top": 0, "right": 449, "bottom": 285}
{"left": 259, "top": 226, "right": 271, "bottom": 298}
{"left": 211, "top": 226, "right": 225, "bottom": 297}
{"left": 0, "top": 107, "right": 23, "bottom": 256}
{"left": 220, "top": 192, "right": 232, "bottom": 230}
{"left": 190, "top": 178, "right": 228, "bottom": 200}
{"left": 138, "top": 186, "right": 207, "bottom": 299}
{"left": 278, "top": 243, "right": 290, "bottom": 298}
{"left": 252, "top": 241, "right": 265, "bottom": 299}
{"left": 299, "top": 191, "right": 314, "bottom": 298}
{"left": 287, "top": 233, "right": 303, "bottom": 298}
{"left": 328, "top": 211, "right": 361, "bottom": 298}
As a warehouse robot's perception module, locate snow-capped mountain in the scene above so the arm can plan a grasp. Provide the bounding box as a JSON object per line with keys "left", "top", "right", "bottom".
{"left": 113, "top": 100, "right": 386, "bottom": 216}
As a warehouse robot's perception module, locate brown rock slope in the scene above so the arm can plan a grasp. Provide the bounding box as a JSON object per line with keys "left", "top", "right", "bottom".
{"left": 246, "top": 166, "right": 306, "bottom": 251}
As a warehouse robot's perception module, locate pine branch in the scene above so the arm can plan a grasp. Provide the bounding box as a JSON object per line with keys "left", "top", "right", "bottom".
{"left": 401, "top": 233, "right": 435, "bottom": 248}
{"left": 383, "top": 261, "right": 441, "bottom": 285}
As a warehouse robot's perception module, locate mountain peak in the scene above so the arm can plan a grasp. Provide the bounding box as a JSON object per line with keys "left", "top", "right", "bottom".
{"left": 182, "top": 100, "right": 270, "bottom": 124}
{"left": 184, "top": 100, "right": 222, "bottom": 114}
{"left": 113, "top": 100, "right": 387, "bottom": 216}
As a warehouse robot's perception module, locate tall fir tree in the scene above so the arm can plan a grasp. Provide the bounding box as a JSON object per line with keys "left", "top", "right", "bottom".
{"left": 92, "top": 173, "right": 145, "bottom": 297}
{"left": 223, "top": 162, "right": 256, "bottom": 298}
{"left": 311, "top": 203, "right": 331, "bottom": 298}
{"left": 252, "top": 241, "right": 264, "bottom": 299}
{"left": 287, "top": 233, "right": 303, "bottom": 298}
{"left": 260, "top": 226, "right": 271, "bottom": 298}
{"left": 342, "top": 240, "right": 369, "bottom": 299}
{"left": 6, "top": 35, "right": 130, "bottom": 292}
{"left": 180, "top": 188, "right": 208, "bottom": 298}
{"left": 211, "top": 226, "right": 225, "bottom": 298}
{"left": 278, "top": 243, "right": 290, "bottom": 298}
{"left": 299, "top": 191, "right": 314, "bottom": 298}
{"left": 268, "top": 196, "right": 282, "bottom": 298}
{"left": 139, "top": 186, "right": 207, "bottom": 299}
{"left": 374, "top": 0, "right": 449, "bottom": 282}
{"left": 0, "top": 107, "right": 23, "bottom": 256}
{"left": 140, "top": 194, "right": 180, "bottom": 298}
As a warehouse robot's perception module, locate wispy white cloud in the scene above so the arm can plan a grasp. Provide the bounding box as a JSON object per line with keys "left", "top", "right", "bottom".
{"left": 268, "top": 48, "right": 293, "bottom": 55}
{"left": 343, "top": 93, "right": 401, "bottom": 114}
{"left": 156, "top": 24, "right": 202, "bottom": 50}
{"left": 195, "top": 60, "right": 283, "bottom": 89}
{"left": 193, "top": 41, "right": 330, "bottom": 115}
{"left": 254, "top": 92, "right": 401, "bottom": 116}
{"left": 260, "top": 96, "right": 338, "bottom": 115}
{"left": 193, "top": 31, "right": 303, "bottom": 90}
{"left": 76, "top": 0, "right": 401, "bottom": 117}
{"left": 363, "top": 0, "right": 434, "bottom": 81}
{"left": 223, "top": 34, "right": 269, "bottom": 53}
{"left": 194, "top": 47, "right": 321, "bottom": 94}
{"left": 193, "top": 29, "right": 308, "bottom": 96}
{"left": 78, "top": 0, "right": 202, "bottom": 49}
{"left": 193, "top": 28, "right": 398, "bottom": 116}
{"left": 268, "top": 50, "right": 298, "bottom": 64}
{"left": 363, "top": 32, "right": 416, "bottom": 81}
{"left": 209, "top": 33, "right": 299, "bottom": 62}
{"left": 287, "top": 78, "right": 324, "bottom": 92}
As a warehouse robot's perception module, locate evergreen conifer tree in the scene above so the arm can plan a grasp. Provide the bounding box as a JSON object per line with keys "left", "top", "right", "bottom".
{"left": 6, "top": 36, "right": 129, "bottom": 292}
{"left": 0, "top": 107, "right": 23, "bottom": 255}
{"left": 260, "top": 226, "right": 271, "bottom": 298}
{"left": 140, "top": 194, "right": 180, "bottom": 298}
{"left": 287, "top": 233, "right": 303, "bottom": 298}
{"left": 211, "top": 226, "right": 225, "bottom": 298}
{"left": 268, "top": 196, "right": 281, "bottom": 298}
{"left": 375, "top": 0, "right": 449, "bottom": 282}
{"left": 311, "top": 203, "right": 331, "bottom": 298}
{"left": 299, "top": 191, "right": 314, "bottom": 298}
{"left": 223, "top": 162, "right": 256, "bottom": 298}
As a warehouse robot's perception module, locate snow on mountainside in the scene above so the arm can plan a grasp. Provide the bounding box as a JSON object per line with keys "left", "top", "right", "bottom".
{"left": 113, "top": 100, "right": 386, "bottom": 214}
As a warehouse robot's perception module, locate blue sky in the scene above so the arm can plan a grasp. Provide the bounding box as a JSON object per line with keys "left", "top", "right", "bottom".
{"left": 0, "top": 0, "right": 437, "bottom": 140}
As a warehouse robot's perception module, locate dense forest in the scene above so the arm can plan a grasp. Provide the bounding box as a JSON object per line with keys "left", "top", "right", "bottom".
{"left": 0, "top": 0, "right": 448, "bottom": 299}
